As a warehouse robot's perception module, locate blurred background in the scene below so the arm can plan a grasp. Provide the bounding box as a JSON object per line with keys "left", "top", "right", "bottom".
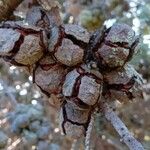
{"left": 0, "top": 0, "right": 150, "bottom": 149}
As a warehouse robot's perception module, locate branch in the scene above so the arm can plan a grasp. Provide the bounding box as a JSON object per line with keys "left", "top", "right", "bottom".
{"left": 0, "top": 0, "right": 23, "bottom": 22}
{"left": 101, "top": 102, "right": 145, "bottom": 150}
{"left": 85, "top": 113, "right": 95, "bottom": 150}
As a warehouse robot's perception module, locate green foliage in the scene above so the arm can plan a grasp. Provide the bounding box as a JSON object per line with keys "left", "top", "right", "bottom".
{"left": 79, "top": 8, "right": 105, "bottom": 31}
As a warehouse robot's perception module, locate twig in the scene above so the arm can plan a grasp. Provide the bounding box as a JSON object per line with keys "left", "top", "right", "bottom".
{"left": 71, "top": 139, "right": 77, "bottom": 150}
{"left": 101, "top": 102, "right": 145, "bottom": 150}
{"left": 85, "top": 113, "right": 95, "bottom": 150}
{"left": 0, "top": 0, "right": 23, "bottom": 22}
{"left": 85, "top": 85, "right": 102, "bottom": 150}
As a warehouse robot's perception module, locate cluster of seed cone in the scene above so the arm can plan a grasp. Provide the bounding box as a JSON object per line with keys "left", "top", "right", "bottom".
{"left": 0, "top": 6, "right": 143, "bottom": 138}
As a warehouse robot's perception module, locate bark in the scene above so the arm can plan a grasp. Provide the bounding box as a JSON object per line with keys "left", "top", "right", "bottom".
{"left": 0, "top": 0, "right": 23, "bottom": 22}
